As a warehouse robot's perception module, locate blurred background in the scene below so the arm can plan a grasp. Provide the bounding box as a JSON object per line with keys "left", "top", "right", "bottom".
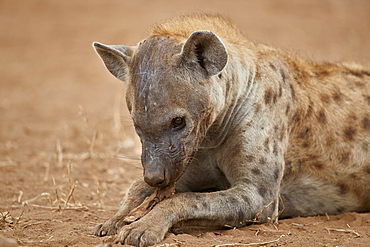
{"left": 1, "top": 0, "right": 369, "bottom": 158}
{"left": 0, "top": 0, "right": 370, "bottom": 149}
{"left": 0, "top": 1, "right": 369, "bottom": 245}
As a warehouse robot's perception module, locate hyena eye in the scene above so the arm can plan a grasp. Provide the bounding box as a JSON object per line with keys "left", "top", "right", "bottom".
{"left": 172, "top": 117, "right": 185, "bottom": 130}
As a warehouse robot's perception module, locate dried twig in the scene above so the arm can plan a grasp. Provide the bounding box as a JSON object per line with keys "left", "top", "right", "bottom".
{"left": 172, "top": 238, "right": 185, "bottom": 245}
{"left": 272, "top": 194, "right": 285, "bottom": 223}
{"left": 291, "top": 222, "right": 324, "bottom": 227}
{"left": 325, "top": 228, "right": 361, "bottom": 238}
{"left": 249, "top": 228, "right": 282, "bottom": 236}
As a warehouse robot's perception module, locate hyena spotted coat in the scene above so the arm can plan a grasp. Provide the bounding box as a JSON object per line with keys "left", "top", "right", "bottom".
{"left": 93, "top": 14, "right": 370, "bottom": 246}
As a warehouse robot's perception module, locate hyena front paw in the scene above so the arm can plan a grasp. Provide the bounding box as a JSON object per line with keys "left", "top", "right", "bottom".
{"left": 94, "top": 217, "right": 127, "bottom": 237}
{"left": 114, "top": 220, "right": 168, "bottom": 247}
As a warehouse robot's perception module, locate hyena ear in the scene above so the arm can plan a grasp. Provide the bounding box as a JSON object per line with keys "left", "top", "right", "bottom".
{"left": 92, "top": 42, "right": 134, "bottom": 82}
{"left": 179, "top": 31, "right": 228, "bottom": 77}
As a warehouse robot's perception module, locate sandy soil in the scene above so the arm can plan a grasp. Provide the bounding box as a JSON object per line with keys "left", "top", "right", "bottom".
{"left": 1, "top": 0, "right": 370, "bottom": 246}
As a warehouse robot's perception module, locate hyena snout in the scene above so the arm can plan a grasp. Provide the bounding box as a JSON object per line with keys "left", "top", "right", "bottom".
{"left": 144, "top": 164, "right": 166, "bottom": 187}
{"left": 142, "top": 151, "right": 171, "bottom": 187}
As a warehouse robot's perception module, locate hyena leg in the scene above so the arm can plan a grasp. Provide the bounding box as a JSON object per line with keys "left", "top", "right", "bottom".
{"left": 115, "top": 185, "right": 280, "bottom": 246}
{"left": 94, "top": 178, "right": 155, "bottom": 236}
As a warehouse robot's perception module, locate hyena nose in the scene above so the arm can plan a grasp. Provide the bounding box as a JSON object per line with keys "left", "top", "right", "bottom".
{"left": 144, "top": 171, "right": 166, "bottom": 187}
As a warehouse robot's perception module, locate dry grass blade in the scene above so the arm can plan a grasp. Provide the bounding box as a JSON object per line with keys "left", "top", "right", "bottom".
{"left": 21, "top": 193, "right": 53, "bottom": 206}
{"left": 40, "top": 235, "right": 53, "bottom": 243}
{"left": 30, "top": 152, "right": 46, "bottom": 165}
{"left": 17, "top": 191, "right": 23, "bottom": 203}
{"left": 12, "top": 210, "right": 23, "bottom": 228}
{"left": 247, "top": 200, "right": 275, "bottom": 224}
{"left": 66, "top": 161, "right": 76, "bottom": 204}
{"left": 89, "top": 130, "right": 98, "bottom": 156}
{"left": 66, "top": 161, "right": 72, "bottom": 185}
{"left": 19, "top": 163, "right": 88, "bottom": 211}
{"left": 95, "top": 178, "right": 104, "bottom": 209}
{"left": 52, "top": 176, "right": 62, "bottom": 210}
{"left": 63, "top": 181, "right": 77, "bottom": 211}
{"left": 272, "top": 194, "right": 285, "bottom": 223}
{"left": 22, "top": 222, "right": 42, "bottom": 229}
{"left": 214, "top": 234, "right": 285, "bottom": 247}
{"left": 0, "top": 210, "right": 23, "bottom": 229}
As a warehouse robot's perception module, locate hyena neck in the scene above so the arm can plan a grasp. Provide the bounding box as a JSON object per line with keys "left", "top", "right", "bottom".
{"left": 201, "top": 47, "right": 258, "bottom": 149}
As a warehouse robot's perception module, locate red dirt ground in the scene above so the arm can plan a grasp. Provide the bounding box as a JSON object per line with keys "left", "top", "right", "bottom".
{"left": 1, "top": 1, "right": 370, "bottom": 246}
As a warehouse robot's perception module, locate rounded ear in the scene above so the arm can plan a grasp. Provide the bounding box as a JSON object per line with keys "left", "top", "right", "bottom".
{"left": 179, "top": 31, "right": 228, "bottom": 77}
{"left": 92, "top": 42, "right": 134, "bottom": 82}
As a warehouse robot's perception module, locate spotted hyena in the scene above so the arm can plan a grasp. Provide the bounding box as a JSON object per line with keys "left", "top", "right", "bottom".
{"left": 92, "top": 14, "right": 370, "bottom": 247}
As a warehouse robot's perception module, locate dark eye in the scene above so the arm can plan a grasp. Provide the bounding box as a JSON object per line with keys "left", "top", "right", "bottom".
{"left": 172, "top": 117, "right": 185, "bottom": 130}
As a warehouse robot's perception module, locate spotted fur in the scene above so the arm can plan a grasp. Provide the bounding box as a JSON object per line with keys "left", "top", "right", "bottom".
{"left": 92, "top": 14, "right": 370, "bottom": 247}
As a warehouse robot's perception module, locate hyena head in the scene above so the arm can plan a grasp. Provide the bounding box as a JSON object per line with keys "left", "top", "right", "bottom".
{"left": 93, "top": 31, "right": 227, "bottom": 187}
